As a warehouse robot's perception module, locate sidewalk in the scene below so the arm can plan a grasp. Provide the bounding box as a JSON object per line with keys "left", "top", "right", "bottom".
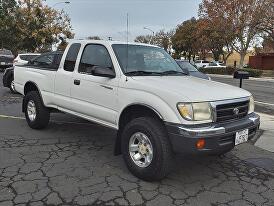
{"left": 209, "top": 74, "right": 274, "bottom": 82}
{"left": 255, "top": 113, "right": 274, "bottom": 152}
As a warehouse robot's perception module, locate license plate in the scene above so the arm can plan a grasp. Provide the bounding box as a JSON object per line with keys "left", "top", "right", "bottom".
{"left": 235, "top": 129, "right": 249, "bottom": 145}
{"left": 0, "top": 62, "right": 5, "bottom": 65}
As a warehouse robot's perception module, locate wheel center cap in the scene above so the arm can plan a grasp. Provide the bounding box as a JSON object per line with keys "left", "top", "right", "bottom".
{"left": 139, "top": 144, "right": 147, "bottom": 155}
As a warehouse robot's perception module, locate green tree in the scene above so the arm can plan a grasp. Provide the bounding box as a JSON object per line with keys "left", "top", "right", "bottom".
{"left": 0, "top": 0, "right": 73, "bottom": 53}
{"left": 172, "top": 18, "right": 198, "bottom": 60}
{"left": 16, "top": 0, "right": 73, "bottom": 52}
{"left": 0, "top": 0, "right": 20, "bottom": 53}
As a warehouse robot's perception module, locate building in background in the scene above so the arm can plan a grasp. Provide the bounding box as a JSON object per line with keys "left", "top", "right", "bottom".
{"left": 249, "top": 53, "right": 274, "bottom": 70}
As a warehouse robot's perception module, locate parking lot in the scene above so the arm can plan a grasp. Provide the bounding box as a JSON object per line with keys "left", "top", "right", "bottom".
{"left": 1, "top": 73, "right": 274, "bottom": 206}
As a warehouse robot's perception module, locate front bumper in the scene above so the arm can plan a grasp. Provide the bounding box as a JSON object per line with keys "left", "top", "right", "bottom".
{"left": 165, "top": 113, "right": 260, "bottom": 155}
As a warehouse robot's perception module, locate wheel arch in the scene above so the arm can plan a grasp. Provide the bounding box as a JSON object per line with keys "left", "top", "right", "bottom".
{"left": 114, "top": 104, "right": 164, "bottom": 156}
{"left": 22, "top": 81, "right": 44, "bottom": 112}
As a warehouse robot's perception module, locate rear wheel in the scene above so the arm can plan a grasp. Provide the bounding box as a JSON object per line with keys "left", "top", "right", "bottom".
{"left": 24, "top": 91, "right": 50, "bottom": 129}
{"left": 121, "top": 117, "right": 173, "bottom": 181}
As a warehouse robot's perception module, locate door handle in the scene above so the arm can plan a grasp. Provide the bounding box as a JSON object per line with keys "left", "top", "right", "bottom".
{"left": 74, "top": 79, "right": 80, "bottom": 85}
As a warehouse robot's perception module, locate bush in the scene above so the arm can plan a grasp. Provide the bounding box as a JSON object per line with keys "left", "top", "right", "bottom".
{"left": 198, "top": 67, "right": 263, "bottom": 78}
{"left": 198, "top": 66, "right": 235, "bottom": 75}
{"left": 239, "top": 68, "right": 263, "bottom": 78}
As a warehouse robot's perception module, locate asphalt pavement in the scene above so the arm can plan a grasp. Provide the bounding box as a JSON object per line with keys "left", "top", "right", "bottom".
{"left": 210, "top": 75, "right": 274, "bottom": 115}
{"left": 1, "top": 72, "right": 274, "bottom": 206}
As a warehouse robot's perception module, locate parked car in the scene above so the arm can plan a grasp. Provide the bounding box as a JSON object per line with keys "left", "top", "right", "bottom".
{"left": 194, "top": 60, "right": 210, "bottom": 68}
{"left": 14, "top": 53, "right": 41, "bottom": 66}
{"left": 14, "top": 40, "right": 260, "bottom": 181}
{"left": 176, "top": 60, "right": 210, "bottom": 80}
{"left": 204, "top": 62, "right": 226, "bottom": 69}
{"left": 3, "top": 51, "right": 63, "bottom": 93}
{"left": 0, "top": 49, "right": 14, "bottom": 71}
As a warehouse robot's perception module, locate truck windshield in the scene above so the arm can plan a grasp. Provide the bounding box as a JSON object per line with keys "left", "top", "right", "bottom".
{"left": 112, "top": 44, "right": 186, "bottom": 76}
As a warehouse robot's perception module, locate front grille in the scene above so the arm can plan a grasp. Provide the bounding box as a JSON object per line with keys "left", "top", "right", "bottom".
{"left": 215, "top": 100, "right": 249, "bottom": 123}
{"left": 219, "top": 135, "right": 234, "bottom": 145}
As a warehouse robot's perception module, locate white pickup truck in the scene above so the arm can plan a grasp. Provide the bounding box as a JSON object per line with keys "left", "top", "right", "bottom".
{"left": 14, "top": 40, "right": 260, "bottom": 181}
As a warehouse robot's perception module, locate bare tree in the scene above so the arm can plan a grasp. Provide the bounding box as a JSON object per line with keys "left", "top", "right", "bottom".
{"left": 200, "top": 0, "right": 274, "bottom": 69}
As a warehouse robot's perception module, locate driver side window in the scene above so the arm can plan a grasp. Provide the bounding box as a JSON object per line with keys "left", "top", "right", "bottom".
{"left": 79, "top": 44, "right": 113, "bottom": 75}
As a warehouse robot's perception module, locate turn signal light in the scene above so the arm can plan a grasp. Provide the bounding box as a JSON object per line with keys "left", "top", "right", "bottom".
{"left": 196, "top": 139, "right": 205, "bottom": 149}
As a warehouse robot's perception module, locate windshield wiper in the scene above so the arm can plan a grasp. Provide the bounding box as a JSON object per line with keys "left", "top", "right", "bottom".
{"left": 124, "top": 71, "right": 161, "bottom": 76}
{"left": 159, "top": 70, "right": 187, "bottom": 76}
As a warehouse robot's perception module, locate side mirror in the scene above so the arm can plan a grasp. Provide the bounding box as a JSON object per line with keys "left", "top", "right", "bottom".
{"left": 92, "top": 66, "right": 116, "bottom": 78}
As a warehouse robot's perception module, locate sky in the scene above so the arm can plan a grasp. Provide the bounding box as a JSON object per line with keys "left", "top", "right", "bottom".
{"left": 44, "top": 0, "right": 202, "bottom": 42}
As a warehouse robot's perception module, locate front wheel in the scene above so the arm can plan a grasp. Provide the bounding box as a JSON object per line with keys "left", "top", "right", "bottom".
{"left": 8, "top": 78, "right": 16, "bottom": 94}
{"left": 121, "top": 117, "right": 173, "bottom": 181}
{"left": 24, "top": 91, "right": 50, "bottom": 129}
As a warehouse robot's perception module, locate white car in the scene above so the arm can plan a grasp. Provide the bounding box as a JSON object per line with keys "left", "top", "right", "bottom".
{"left": 14, "top": 40, "right": 260, "bottom": 181}
{"left": 204, "top": 62, "right": 226, "bottom": 69}
{"left": 194, "top": 60, "right": 210, "bottom": 68}
{"left": 13, "top": 53, "right": 40, "bottom": 66}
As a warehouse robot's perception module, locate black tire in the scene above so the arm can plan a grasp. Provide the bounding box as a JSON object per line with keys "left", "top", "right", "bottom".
{"left": 121, "top": 117, "right": 173, "bottom": 181}
{"left": 24, "top": 91, "right": 50, "bottom": 129}
{"left": 8, "top": 77, "right": 16, "bottom": 94}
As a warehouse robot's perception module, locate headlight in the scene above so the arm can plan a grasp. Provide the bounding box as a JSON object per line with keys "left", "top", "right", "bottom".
{"left": 248, "top": 96, "right": 255, "bottom": 114}
{"left": 177, "top": 102, "right": 212, "bottom": 121}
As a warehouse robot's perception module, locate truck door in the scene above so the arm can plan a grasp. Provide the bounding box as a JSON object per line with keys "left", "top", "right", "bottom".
{"left": 54, "top": 43, "right": 81, "bottom": 110}
{"left": 70, "top": 43, "right": 119, "bottom": 127}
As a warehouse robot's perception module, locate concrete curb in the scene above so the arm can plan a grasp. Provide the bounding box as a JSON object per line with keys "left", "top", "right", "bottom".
{"left": 255, "top": 113, "right": 274, "bottom": 152}
{"left": 209, "top": 74, "right": 274, "bottom": 82}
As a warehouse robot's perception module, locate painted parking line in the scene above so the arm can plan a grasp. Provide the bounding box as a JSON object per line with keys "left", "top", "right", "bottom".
{"left": 255, "top": 101, "right": 274, "bottom": 107}
{"left": 0, "top": 114, "right": 95, "bottom": 126}
{"left": 0, "top": 114, "right": 25, "bottom": 120}
{"left": 2, "top": 96, "right": 22, "bottom": 99}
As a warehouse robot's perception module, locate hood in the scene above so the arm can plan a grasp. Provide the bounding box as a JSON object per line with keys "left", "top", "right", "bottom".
{"left": 130, "top": 75, "right": 251, "bottom": 102}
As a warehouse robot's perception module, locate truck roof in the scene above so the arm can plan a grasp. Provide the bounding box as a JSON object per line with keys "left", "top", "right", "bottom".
{"left": 67, "top": 39, "right": 160, "bottom": 48}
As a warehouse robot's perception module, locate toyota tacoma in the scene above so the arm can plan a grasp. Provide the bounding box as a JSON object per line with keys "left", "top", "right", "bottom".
{"left": 14, "top": 40, "right": 260, "bottom": 181}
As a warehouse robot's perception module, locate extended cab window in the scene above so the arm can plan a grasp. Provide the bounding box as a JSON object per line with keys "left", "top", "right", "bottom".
{"left": 64, "top": 43, "right": 81, "bottom": 72}
{"left": 79, "top": 44, "right": 113, "bottom": 74}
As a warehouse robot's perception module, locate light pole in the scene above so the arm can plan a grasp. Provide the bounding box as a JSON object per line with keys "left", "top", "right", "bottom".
{"left": 52, "top": 1, "right": 70, "bottom": 8}
{"left": 144, "top": 27, "right": 155, "bottom": 44}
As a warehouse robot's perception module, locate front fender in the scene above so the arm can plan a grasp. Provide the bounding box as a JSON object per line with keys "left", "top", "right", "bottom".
{"left": 117, "top": 88, "right": 182, "bottom": 124}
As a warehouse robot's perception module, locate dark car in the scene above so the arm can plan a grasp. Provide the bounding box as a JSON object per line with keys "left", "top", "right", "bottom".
{"left": 3, "top": 51, "right": 63, "bottom": 93}
{"left": 176, "top": 60, "right": 210, "bottom": 80}
{"left": 0, "top": 49, "right": 14, "bottom": 71}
